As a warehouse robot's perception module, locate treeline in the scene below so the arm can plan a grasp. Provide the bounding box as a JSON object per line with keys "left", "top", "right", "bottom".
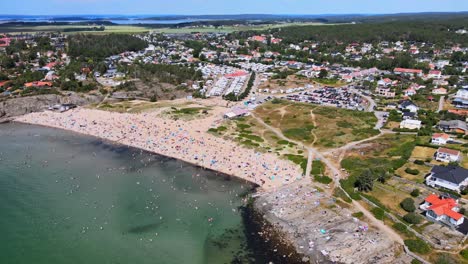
{"left": 271, "top": 18, "right": 468, "bottom": 46}
{"left": 63, "top": 26, "right": 105, "bottom": 32}
{"left": 68, "top": 34, "right": 147, "bottom": 59}
{"left": 128, "top": 64, "right": 202, "bottom": 85}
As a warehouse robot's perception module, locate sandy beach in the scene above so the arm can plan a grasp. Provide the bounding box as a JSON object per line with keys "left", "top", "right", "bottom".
{"left": 15, "top": 106, "right": 302, "bottom": 190}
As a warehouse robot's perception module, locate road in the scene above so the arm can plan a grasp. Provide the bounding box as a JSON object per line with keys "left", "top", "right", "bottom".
{"left": 437, "top": 96, "right": 445, "bottom": 113}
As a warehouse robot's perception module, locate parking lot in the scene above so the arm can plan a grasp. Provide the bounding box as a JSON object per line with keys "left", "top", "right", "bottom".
{"left": 284, "top": 87, "right": 366, "bottom": 110}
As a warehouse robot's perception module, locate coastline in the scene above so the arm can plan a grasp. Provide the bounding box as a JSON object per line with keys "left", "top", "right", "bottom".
{"left": 13, "top": 108, "right": 302, "bottom": 191}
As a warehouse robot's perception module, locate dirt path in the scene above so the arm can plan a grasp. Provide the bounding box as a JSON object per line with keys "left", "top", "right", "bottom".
{"left": 251, "top": 112, "right": 405, "bottom": 246}
{"left": 310, "top": 109, "right": 318, "bottom": 146}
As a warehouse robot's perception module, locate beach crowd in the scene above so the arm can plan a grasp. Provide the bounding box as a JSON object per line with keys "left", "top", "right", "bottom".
{"left": 16, "top": 108, "right": 302, "bottom": 190}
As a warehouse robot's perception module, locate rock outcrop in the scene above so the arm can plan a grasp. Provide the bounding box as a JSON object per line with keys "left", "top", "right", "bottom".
{"left": 253, "top": 180, "right": 413, "bottom": 264}
{"left": 0, "top": 93, "right": 103, "bottom": 119}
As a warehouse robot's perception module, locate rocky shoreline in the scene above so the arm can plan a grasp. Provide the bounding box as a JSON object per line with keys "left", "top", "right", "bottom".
{"left": 249, "top": 180, "right": 413, "bottom": 264}
{"left": 0, "top": 93, "right": 103, "bottom": 119}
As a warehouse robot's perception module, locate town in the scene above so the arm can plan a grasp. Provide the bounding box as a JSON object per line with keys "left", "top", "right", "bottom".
{"left": 1, "top": 13, "right": 468, "bottom": 264}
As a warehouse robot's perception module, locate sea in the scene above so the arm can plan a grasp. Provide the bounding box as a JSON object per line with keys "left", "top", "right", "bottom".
{"left": 0, "top": 123, "right": 274, "bottom": 264}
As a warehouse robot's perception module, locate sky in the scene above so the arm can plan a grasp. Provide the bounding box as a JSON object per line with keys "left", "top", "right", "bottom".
{"left": 1, "top": 0, "right": 467, "bottom": 16}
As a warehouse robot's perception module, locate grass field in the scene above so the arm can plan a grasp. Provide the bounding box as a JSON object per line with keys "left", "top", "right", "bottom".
{"left": 341, "top": 133, "right": 417, "bottom": 177}
{"left": 0, "top": 22, "right": 331, "bottom": 35}
{"left": 254, "top": 100, "right": 379, "bottom": 149}
{"left": 1, "top": 25, "right": 153, "bottom": 34}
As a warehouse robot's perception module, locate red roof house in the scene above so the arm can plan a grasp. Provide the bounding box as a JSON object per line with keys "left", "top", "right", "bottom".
{"left": 420, "top": 194, "right": 464, "bottom": 226}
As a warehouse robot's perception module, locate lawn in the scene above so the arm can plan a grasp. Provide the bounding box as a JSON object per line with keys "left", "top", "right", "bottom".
{"left": 254, "top": 100, "right": 379, "bottom": 149}
{"left": 411, "top": 146, "right": 437, "bottom": 161}
{"left": 395, "top": 163, "right": 432, "bottom": 183}
{"left": 341, "top": 133, "right": 417, "bottom": 185}
{"left": 366, "top": 183, "right": 413, "bottom": 216}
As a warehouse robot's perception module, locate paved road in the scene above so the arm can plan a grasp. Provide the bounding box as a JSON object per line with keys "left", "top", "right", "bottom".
{"left": 437, "top": 96, "right": 445, "bottom": 113}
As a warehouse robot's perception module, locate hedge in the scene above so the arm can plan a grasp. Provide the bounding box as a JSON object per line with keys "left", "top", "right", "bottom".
{"left": 404, "top": 239, "right": 431, "bottom": 254}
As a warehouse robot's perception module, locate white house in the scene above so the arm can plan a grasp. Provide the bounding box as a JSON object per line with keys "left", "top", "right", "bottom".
{"left": 399, "top": 100, "right": 419, "bottom": 113}
{"left": 425, "top": 165, "right": 468, "bottom": 193}
{"left": 435, "top": 147, "right": 461, "bottom": 163}
{"left": 432, "top": 88, "right": 447, "bottom": 95}
{"left": 419, "top": 194, "right": 464, "bottom": 226}
{"left": 400, "top": 119, "right": 422, "bottom": 130}
{"left": 431, "top": 133, "right": 451, "bottom": 145}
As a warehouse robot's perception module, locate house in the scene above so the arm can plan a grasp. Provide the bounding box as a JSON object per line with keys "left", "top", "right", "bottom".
{"left": 400, "top": 119, "right": 422, "bottom": 130}
{"left": 438, "top": 120, "right": 467, "bottom": 134}
{"left": 399, "top": 100, "right": 419, "bottom": 113}
{"left": 419, "top": 194, "right": 464, "bottom": 226}
{"left": 224, "top": 108, "right": 249, "bottom": 119}
{"left": 402, "top": 112, "right": 416, "bottom": 120}
{"left": 375, "top": 87, "right": 396, "bottom": 98}
{"left": 453, "top": 89, "right": 468, "bottom": 109}
{"left": 435, "top": 148, "right": 461, "bottom": 163}
{"left": 24, "top": 81, "right": 53, "bottom": 88}
{"left": 394, "top": 68, "right": 423, "bottom": 77}
{"left": 404, "top": 87, "right": 417, "bottom": 97}
{"left": 432, "top": 87, "right": 447, "bottom": 95}
{"left": 428, "top": 70, "right": 442, "bottom": 79}
{"left": 431, "top": 133, "right": 451, "bottom": 145}
{"left": 425, "top": 165, "right": 468, "bottom": 192}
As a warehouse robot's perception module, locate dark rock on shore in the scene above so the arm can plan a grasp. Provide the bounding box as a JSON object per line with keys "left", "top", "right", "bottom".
{"left": 0, "top": 93, "right": 103, "bottom": 118}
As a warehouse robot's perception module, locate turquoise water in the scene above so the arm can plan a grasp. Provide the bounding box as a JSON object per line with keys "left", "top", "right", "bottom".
{"left": 0, "top": 123, "right": 261, "bottom": 264}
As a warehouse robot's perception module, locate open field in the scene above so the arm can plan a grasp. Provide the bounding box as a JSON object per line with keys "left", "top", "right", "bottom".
{"left": 254, "top": 100, "right": 378, "bottom": 149}
{"left": 150, "top": 22, "right": 331, "bottom": 34}
{"left": 0, "top": 25, "right": 153, "bottom": 34}
{"left": 341, "top": 133, "right": 417, "bottom": 177}
{"left": 0, "top": 22, "right": 332, "bottom": 35}
{"left": 258, "top": 75, "right": 315, "bottom": 92}
{"left": 395, "top": 162, "right": 431, "bottom": 183}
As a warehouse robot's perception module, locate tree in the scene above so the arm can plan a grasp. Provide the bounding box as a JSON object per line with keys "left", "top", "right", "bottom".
{"left": 403, "top": 212, "right": 421, "bottom": 224}
{"left": 355, "top": 169, "right": 374, "bottom": 192}
{"left": 318, "top": 69, "right": 328, "bottom": 79}
{"left": 410, "top": 189, "right": 420, "bottom": 198}
{"left": 400, "top": 198, "right": 416, "bottom": 212}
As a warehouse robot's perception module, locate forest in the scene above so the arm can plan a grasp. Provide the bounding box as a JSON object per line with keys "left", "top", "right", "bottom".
{"left": 67, "top": 34, "right": 147, "bottom": 59}
{"left": 270, "top": 18, "right": 468, "bottom": 46}
{"left": 127, "top": 64, "right": 203, "bottom": 85}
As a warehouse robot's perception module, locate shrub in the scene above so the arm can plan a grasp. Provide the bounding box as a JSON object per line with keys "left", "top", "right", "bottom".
{"left": 393, "top": 222, "right": 407, "bottom": 233}
{"left": 410, "top": 189, "right": 420, "bottom": 198}
{"left": 405, "top": 168, "right": 420, "bottom": 175}
{"left": 404, "top": 239, "right": 431, "bottom": 254}
{"left": 352, "top": 212, "right": 364, "bottom": 218}
{"left": 414, "top": 160, "right": 425, "bottom": 165}
{"left": 403, "top": 213, "right": 422, "bottom": 224}
{"left": 400, "top": 198, "right": 416, "bottom": 212}
{"left": 411, "top": 259, "right": 422, "bottom": 264}
{"left": 314, "top": 175, "right": 333, "bottom": 184}
{"left": 460, "top": 249, "right": 468, "bottom": 260}
{"left": 371, "top": 207, "right": 385, "bottom": 220}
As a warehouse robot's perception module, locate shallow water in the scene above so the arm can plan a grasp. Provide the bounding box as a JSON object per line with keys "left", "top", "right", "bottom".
{"left": 0, "top": 123, "right": 262, "bottom": 264}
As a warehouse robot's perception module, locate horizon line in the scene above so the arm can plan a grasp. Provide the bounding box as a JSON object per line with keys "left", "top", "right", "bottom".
{"left": 1, "top": 11, "right": 468, "bottom": 17}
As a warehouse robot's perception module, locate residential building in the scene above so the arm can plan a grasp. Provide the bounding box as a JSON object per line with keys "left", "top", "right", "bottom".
{"left": 400, "top": 119, "right": 422, "bottom": 130}
{"left": 435, "top": 148, "right": 461, "bottom": 163}
{"left": 394, "top": 68, "right": 423, "bottom": 77}
{"left": 431, "top": 133, "right": 451, "bottom": 145}
{"left": 425, "top": 165, "right": 468, "bottom": 192}
{"left": 432, "top": 87, "right": 447, "bottom": 95}
{"left": 438, "top": 120, "right": 467, "bottom": 134}
{"left": 419, "top": 194, "right": 464, "bottom": 226}
{"left": 399, "top": 100, "right": 419, "bottom": 113}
